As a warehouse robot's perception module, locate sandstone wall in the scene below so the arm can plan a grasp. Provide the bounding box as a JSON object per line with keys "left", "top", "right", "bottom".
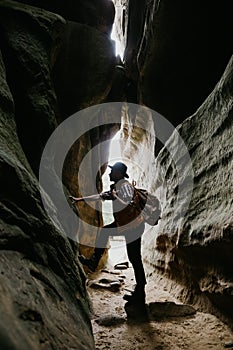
{"left": 125, "top": 0, "right": 232, "bottom": 128}
{"left": 143, "top": 55, "right": 233, "bottom": 325}
{"left": 0, "top": 0, "right": 118, "bottom": 348}
{"left": 0, "top": 1, "right": 232, "bottom": 346}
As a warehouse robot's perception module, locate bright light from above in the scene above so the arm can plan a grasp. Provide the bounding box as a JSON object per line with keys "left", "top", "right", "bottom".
{"left": 102, "top": 130, "right": 122, "bottom": 189}
{"left": 102, "top": 130, "right": 122, "bottom": 225}
{"left": 107, "top": 130, "right": 122, "bottom": 166}
{"left": 111, "top": 25, "right": 125, "bottom": 60}
{"left": 111, "top": 1, "right": 126, "bottom": 60}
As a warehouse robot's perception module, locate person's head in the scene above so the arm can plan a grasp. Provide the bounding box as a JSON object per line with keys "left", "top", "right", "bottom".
{"left": 108, "top": 162, "right": 129, "bottom": 182}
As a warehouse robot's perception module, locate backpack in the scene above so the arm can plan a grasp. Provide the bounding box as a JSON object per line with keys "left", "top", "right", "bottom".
{"left": 132, "top": 182, "right": 161, "bottom": 226}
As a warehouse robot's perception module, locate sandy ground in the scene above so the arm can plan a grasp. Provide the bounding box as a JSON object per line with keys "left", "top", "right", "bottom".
{"left": 85, "top": 238, "right": 233, "bottom": 350}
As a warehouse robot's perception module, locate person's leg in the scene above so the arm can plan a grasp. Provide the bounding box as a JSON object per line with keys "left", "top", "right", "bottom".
{"left": 124, "top": 223, "right": 146, "bottom": 302}
{"left": 79, "top": 222, "right": 117, "bottom": 271}
{"left": 126, "top": 237, "right": 146, "bottom": 287}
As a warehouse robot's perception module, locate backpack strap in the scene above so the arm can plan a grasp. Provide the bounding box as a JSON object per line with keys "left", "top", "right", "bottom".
{"left": 132, "top": 180, "right": 137, "bottom": 187}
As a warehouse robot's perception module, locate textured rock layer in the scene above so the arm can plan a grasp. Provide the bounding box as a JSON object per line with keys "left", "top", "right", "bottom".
{"left": 125, "top": 0, "right": 232, "bottom": 128}
{"left": 143, "top": 55, "right": 233, "bottom": 325}
{"left": 0, "top": 1, "right": 107, "bottom": 348}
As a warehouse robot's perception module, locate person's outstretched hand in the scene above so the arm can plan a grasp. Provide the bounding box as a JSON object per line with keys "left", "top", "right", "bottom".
{"left": 69, "top": 195, "right": 82, "bottom": 203}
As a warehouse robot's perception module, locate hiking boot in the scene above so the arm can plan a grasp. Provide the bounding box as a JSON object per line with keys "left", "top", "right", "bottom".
{"left": 123, "top": 287, "right": 146, "bottom": 304}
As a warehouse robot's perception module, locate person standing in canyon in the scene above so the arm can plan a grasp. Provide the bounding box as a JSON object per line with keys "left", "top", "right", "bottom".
{"left": 70, "top": 162, "right": 146, "bottom": 304}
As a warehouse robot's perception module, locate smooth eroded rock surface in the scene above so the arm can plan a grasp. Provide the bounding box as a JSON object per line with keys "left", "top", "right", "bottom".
{"left": 0, "top": 1, "right": 96, "bottom": 348}
{"left": 143, "top": 55, "right": 233, "bottom": 324}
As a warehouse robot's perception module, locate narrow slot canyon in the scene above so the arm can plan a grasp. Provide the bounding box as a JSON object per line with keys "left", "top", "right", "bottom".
{"left": 0, "top": 1, "right": 232, "bottom": 349}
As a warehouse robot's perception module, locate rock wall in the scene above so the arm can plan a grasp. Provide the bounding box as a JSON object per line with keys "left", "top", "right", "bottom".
{"left": 0, "top": 40, "right": 93, "bottom": 350}
{"left": 0, "top": 0, "right": 233, "bottom": 347}
{"left": 125, "top": 0, "right": 232, "bottom": 127}
{"left": 14, "top": 0, "right": 115, "bottom": 35}
{"left": 53, "top": 21, "right": 116, "bottom": 117}
{"left": 0, "top": 0, "right": 63, "bottom": 175}
{"left": 111, "top": 0, "right": 128, "bottom": 58}
{"left": 117, "top": 103, "right": 157, "bottom": 189}
{"left": 0, "top": 0, "right": 118, "bottom": 348}
{"left": 119, "top": 1, "right": 233, "bottom": 324}
{"left": 143, "top": 55, "right": 233, "bottom": 325}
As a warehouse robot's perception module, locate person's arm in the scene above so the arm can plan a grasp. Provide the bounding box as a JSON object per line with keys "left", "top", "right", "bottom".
{"left": 69, "top": 190, "right": 114, "bottom": 203}
{"left": 111, "top": 189, "right": 131, "bottom": 206}
{"left": 69, "top": 194, "right": 101, "bottom": 203}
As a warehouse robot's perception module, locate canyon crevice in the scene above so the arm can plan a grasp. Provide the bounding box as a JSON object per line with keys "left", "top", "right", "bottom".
{"left": 0, "top": 0, "right": 232, "bottom": 348}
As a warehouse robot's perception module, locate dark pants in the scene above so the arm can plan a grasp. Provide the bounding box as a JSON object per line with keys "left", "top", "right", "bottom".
{"left": 95, "top": 221, "right": 146, "bottom": 288}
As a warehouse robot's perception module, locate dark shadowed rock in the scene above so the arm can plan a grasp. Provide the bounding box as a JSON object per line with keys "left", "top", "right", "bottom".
{"left": 95, "top": 314, "right": 126, "bottom": 327}
{"left": 148, "top": 302, "right": 196, "bottom": 319}
{"left": 125, "top": 301, "right": 195, "bottom": 321}
{"left": 14, "top": 0, "right": 115, "bottom": 34}
{"left": 0, "top": 2, "right": 95, "bottom": 349}
{"left": 0, "top": 251, "right": 94, "bottom": 349}
{"left": 53, "top": 21, "right": 116, "bottom": 117}
{"left": 88, "top": 278, "right": 122, "bottom": 292}
{"left": 0, "top": 0, "right": 65, "bottom": 174}
{"left": 135, "top": 0, "right": 232, "bottom": 127}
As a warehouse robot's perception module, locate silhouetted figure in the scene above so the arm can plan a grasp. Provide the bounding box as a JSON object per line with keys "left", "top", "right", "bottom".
{"left": 70, "top": 162, "right": 146, "bottom": 304}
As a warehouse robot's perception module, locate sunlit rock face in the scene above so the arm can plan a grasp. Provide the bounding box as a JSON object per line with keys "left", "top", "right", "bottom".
{"left": 118, "top": 103, "right": 157, "bottom": 190}
{"left": 111, "top": 0, "right": 128, "bottom": 58}
{"left": 142, "top": 56, "right": 233, "bottom": 324}
{"left": 62, "top": 108, "right": 119, "bottom": 260}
